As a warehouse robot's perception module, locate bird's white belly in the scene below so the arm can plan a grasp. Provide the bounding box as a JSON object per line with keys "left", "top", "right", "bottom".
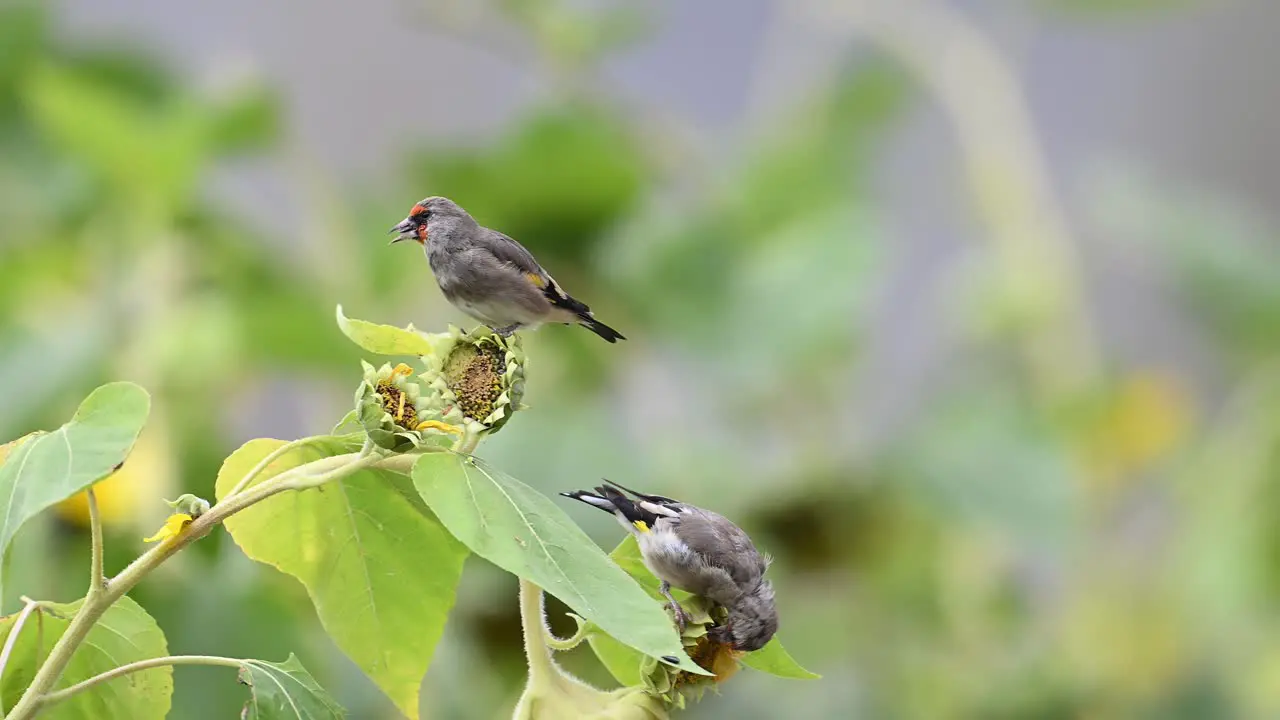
{"left": 638, "top": 531, "right": 703, "bottom": 591}
{"left": 453, "top": 298, "right": 543, "bottom": 328}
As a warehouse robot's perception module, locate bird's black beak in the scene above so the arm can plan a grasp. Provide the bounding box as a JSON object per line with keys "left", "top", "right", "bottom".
{"left": 388, "top": 218, "right": 416, "bottom": 245}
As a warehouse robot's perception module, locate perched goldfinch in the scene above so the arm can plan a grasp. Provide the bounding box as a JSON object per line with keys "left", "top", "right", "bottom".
{"left": 563, "top": 480, "right": 778, "bottom": 651}
{"left": 389, "top": 196, "right": 625, "bottom": 342}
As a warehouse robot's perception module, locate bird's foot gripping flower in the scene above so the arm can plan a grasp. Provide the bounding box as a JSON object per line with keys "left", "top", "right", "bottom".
{"left": 643, "top": 599, "right": 741, "bottom": 710}
{"left": 419, "top": 326, "right": 527, "bottom": 436}
{"left": 356, "top": 362, "right": 460, "bottom": 452}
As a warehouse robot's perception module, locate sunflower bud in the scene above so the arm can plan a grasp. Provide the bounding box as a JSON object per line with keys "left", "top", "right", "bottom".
{"left": 356, "top": 362, "right": 457, "bottom": 451}
{"left": 642, "top": 599, "right": 741, "bottom": 709}
{"left": 419, "top": 326, "right": 526, "bottom": 435}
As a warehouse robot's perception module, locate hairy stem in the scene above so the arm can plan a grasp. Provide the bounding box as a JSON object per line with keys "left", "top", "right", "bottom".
{"left": 513, "top": 580, "right": 633, "bottom": 720}
{"left": 4, "top": 447, "right": 393, "bottom": 720}
{"left": 39, "top": 655, "right": 243, "bottom": 709}
{"left": 86, "top": 489, "right": 104, "bottom": 599}
{"left": 544, "top": 621, "right": 590, "bottom": 652}
{"left": 518, "top": 580, "right": 559, "bottom": 686}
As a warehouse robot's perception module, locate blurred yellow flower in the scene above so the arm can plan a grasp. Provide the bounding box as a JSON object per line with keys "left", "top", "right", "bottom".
{"left": 55, "top": 424, "right": 173, "bottom": 531}
{"left": 1085, "top": 372, "right": 1192, "bottom": 484}
{"left": 143, "top": 513, "right": 193, "bottom": 543}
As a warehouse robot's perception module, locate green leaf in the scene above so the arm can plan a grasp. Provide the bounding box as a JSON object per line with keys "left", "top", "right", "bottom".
{"left": 331, "top": 410, "right": 360, "bottom": 435}
{"left": 335, "top": 305, "right": 435, "bottom": 357}
{"left": 0, "top": 596, "right": 171, "bottom": 718}
{"left": 238, "top": 654, "right": 345, "bottom": 720}
{"left": 0, "top": 382, "right": 150, "bottom": 605}
{"left": 0, "top": 434, "right": 38, "bottom": 466}
{"left": 587, "top": 630, "right": 645, "bottom": 687}
{"left": 608, "top": 537, "right": 819, "bottom": 680}
{"left": 411, "top": 453, "right": 707, "bottom": 675}
{"left": 580, "top": 536, "right": 678, "bottom": 685}
{"left": 216, "top": 438, "right": 467, "bottom": 719}
{"left": 738, "top": 639, "right": 821, "bottom": 680}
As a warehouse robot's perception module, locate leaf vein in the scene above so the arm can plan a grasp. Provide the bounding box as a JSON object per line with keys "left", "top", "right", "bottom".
{"left": 468, "top": 460, "right": 591, "bottom": 615}
{"left": 333, "top": 480, "right": 389, "bottom": 673}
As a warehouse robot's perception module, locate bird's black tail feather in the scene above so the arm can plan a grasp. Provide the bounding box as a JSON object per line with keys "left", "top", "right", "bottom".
{"left": 541, "top": 282, "right": 625, "bottom": 343}
{"left": 603, "top": 479, "right": 677, "bottom": 505}
{"left": 561, "top": 486, "right": 657, "bottom": 527}
{"left": 579, "top": 315, "right": 625, "bottom": 343}
{"left": 560, "top": 489, "right": 617, "bottom": 513}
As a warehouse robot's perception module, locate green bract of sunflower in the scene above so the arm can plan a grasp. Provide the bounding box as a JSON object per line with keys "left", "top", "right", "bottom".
{"left": 356, "top": 361, "right": 458, "bottom": 451}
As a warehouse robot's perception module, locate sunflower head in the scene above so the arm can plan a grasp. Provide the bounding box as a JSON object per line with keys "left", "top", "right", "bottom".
{"left": 420, "top": 326, "right": 527, "bottom": 436}
{"left": 642, "top": 599, "right": 742, "bottom": 709}
{"left": 356, "top": 362, "right": 455, "bottom": 451}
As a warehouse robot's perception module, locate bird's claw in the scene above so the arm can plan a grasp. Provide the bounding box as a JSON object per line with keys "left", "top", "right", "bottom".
{"left": 668, "top": 601, "right": 689, "bottom": 632}
{"left": 658, "top": 581, "right": 687, "bottom": 631}
{"left": 491, "top": 324, "right": 521, "bottom": 337}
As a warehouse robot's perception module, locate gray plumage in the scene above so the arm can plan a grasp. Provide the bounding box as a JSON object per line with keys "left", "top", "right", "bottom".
{"left": 562, "top": 481, "right": 779, "bottom": 652}
{"left": 389, "top": 197, "right": 625, "bottom": 342}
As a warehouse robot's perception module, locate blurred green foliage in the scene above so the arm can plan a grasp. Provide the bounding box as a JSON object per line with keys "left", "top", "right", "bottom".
{"left": 409, "top": 107, "right": 649, "bottom": 268}
{"left": 3, "top": 0, "right": 1279, "bottom": 718}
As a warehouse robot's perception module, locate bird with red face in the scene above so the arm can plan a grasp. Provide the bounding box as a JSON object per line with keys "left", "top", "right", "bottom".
{"left": 389, "top": 197, "right": 625, "bottom": 343}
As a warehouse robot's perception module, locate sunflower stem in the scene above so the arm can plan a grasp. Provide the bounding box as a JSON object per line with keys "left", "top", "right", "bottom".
{"left": 39, "top": 655, "right": 244, "bottom": 710}
{"left": 544, "top": 622, "right": 590, "bottom": 652}
{"left": 86, "top": 488, "right": 105, "bottom": 598}
{"left": 518, "top": 580, "right": 560, "bottom": 687}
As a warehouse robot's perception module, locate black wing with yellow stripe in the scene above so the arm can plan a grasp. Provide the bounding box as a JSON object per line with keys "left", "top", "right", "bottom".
{"left": 478, "top": 227, "right": 626, "bottom": 342}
